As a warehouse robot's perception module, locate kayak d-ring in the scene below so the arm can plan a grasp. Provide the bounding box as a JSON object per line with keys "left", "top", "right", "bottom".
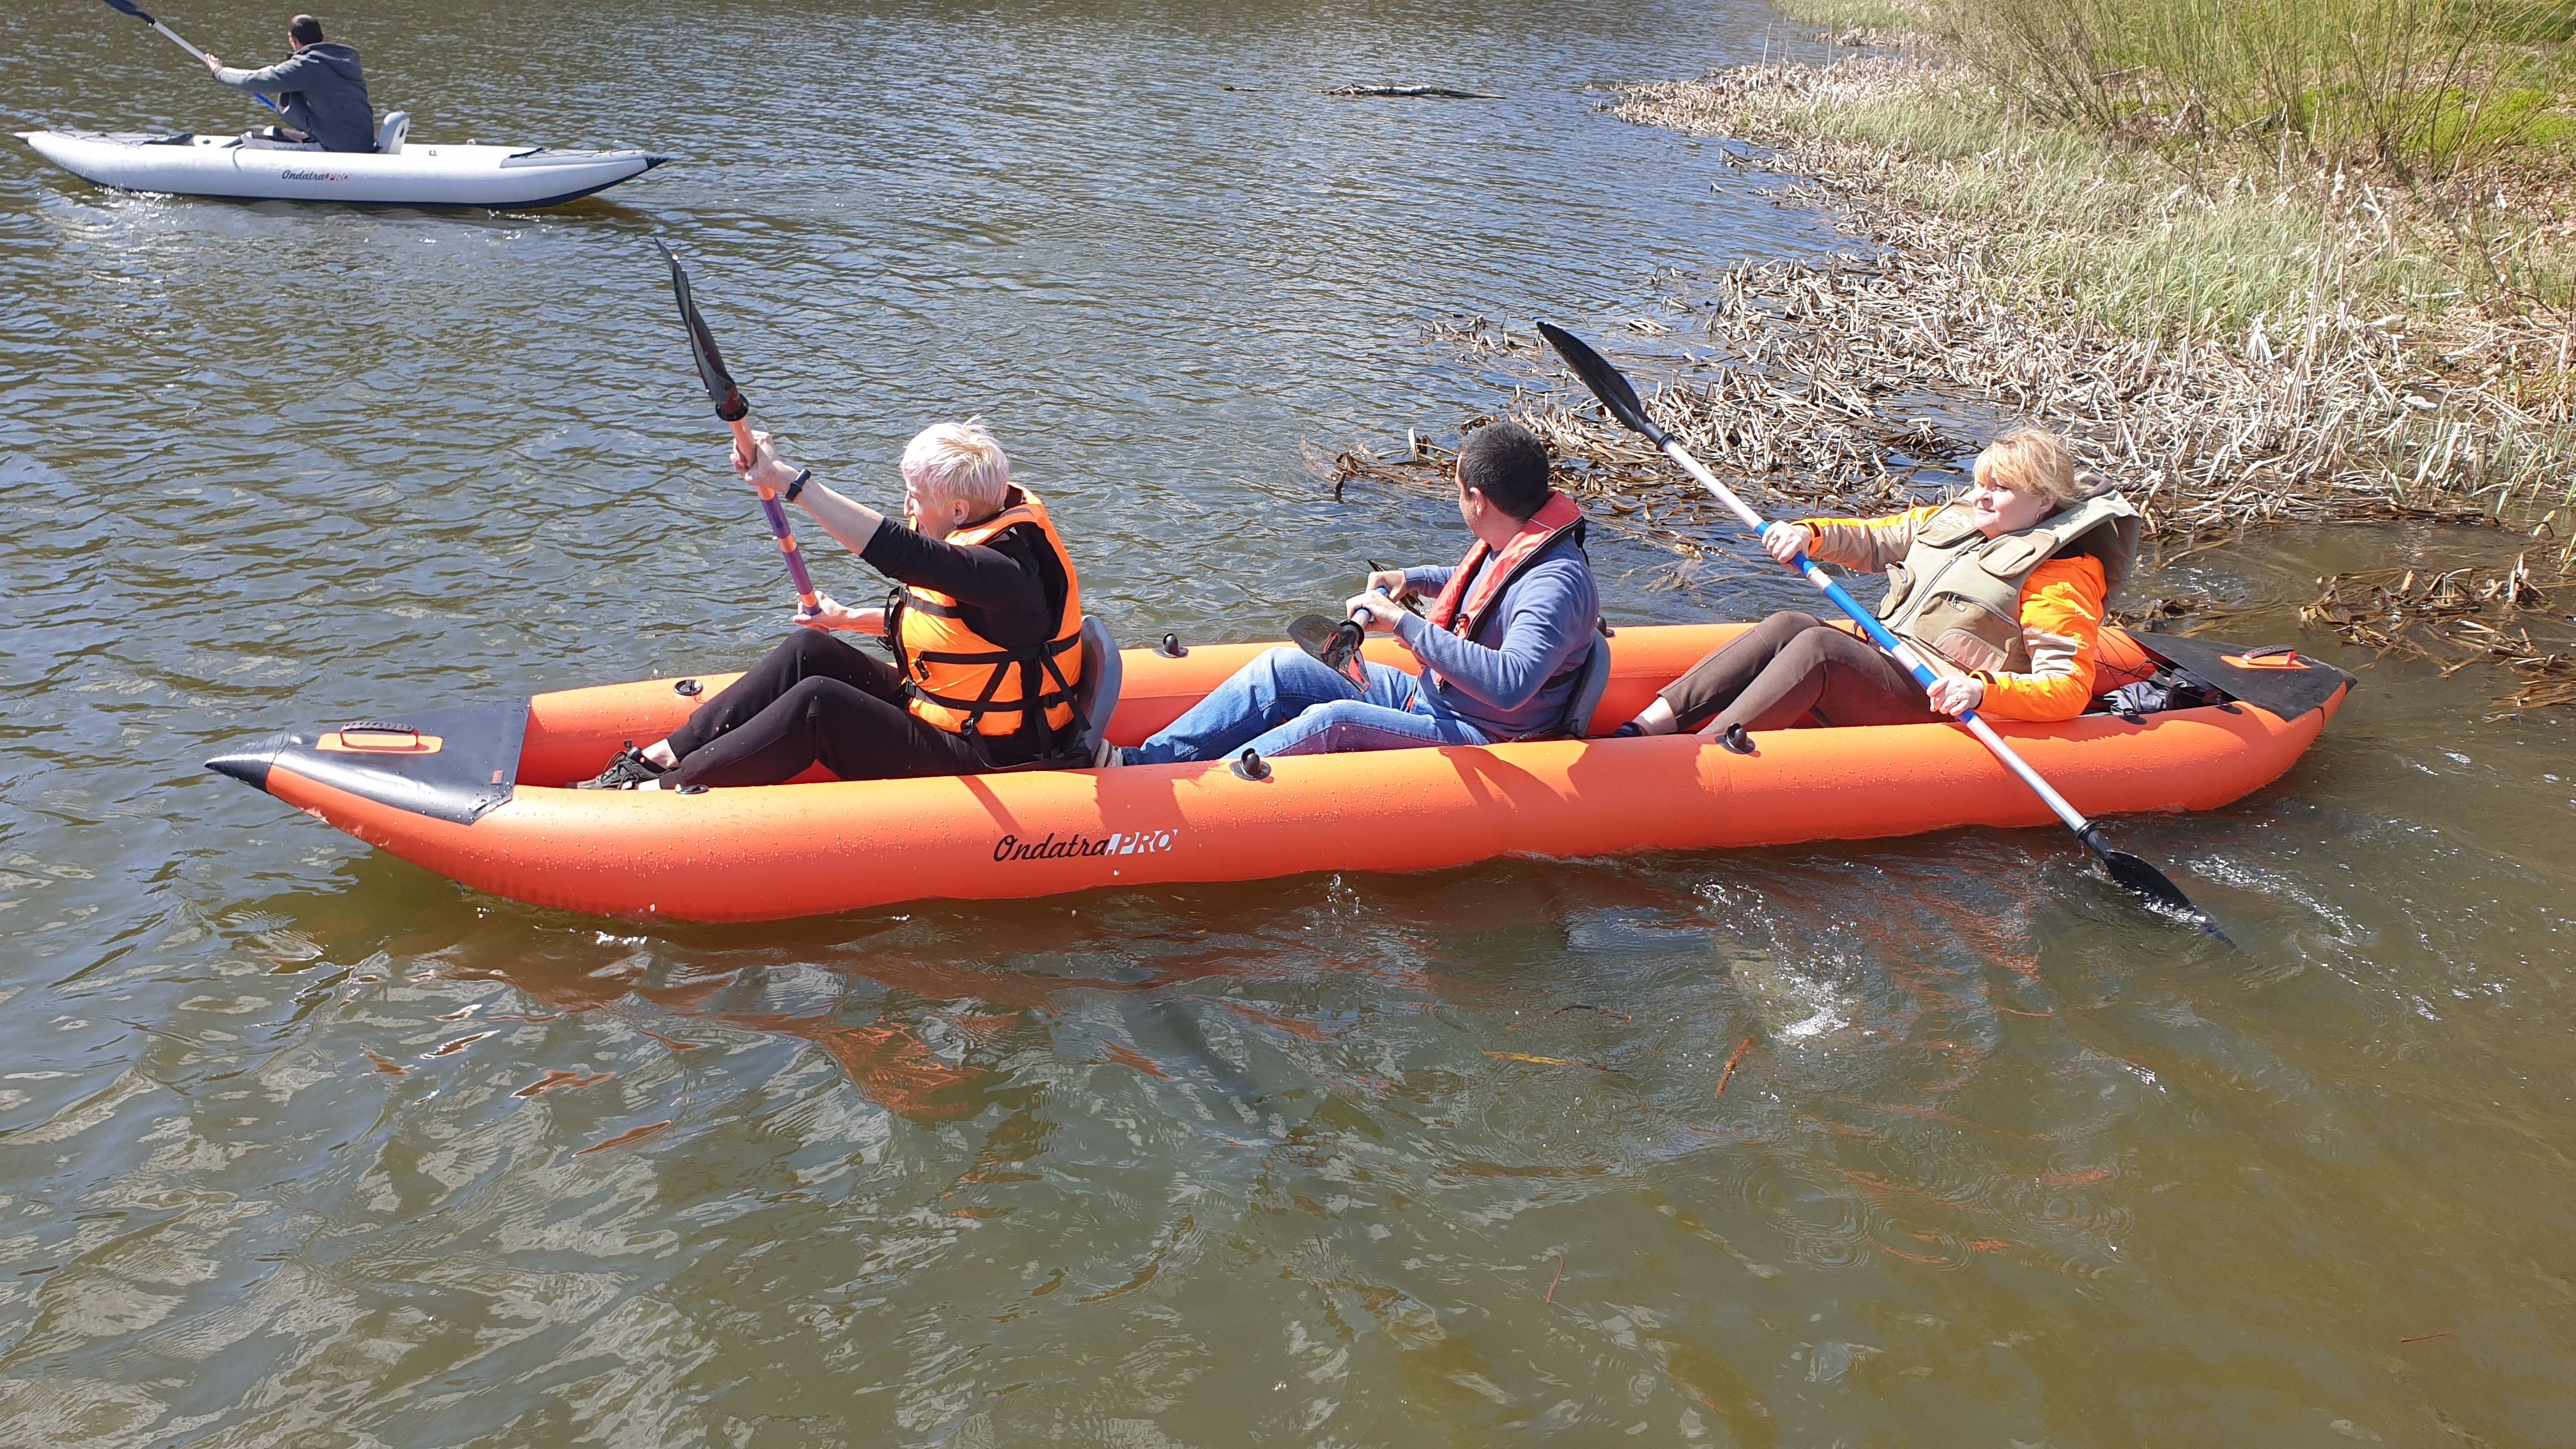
{"left": 1156, "top": 634, "right": 1188, "bottom": 659}
{"left": 1230, "top": 747, "right": 1271, "bottom": 781}
{"left": 1717, "top": 724, "right": 1756, "bottom": 756}
{"left": 673, "top": 678, "right": 703, "bottom": 697}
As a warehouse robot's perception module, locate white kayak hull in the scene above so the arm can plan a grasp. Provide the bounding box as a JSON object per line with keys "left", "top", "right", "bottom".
{"left": 16, "top": 130, "right": 668, "bottom": 209}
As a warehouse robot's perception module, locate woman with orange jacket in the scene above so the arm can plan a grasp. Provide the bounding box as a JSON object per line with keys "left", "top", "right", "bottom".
{"left": 1616, "top": 427, "right": 2139, "bottom": 739}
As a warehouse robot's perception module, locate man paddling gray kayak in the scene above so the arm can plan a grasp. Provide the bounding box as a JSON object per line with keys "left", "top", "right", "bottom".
{"left": 202, "top": 13, "right": 374, "bottom": 153}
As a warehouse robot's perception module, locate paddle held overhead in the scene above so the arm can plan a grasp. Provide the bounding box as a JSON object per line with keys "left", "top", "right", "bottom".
{"left": 657, "top": 243, "right": 822, "bottom": 618}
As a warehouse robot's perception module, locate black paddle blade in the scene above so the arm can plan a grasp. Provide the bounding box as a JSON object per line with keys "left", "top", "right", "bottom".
{"left": 99, "top": 0, "right": 157, "bottom": 20}
{"left": 2080, "top": 827, "right": 2228, "bottom": 940}
{"left": 657, "top": 240, "right": 749, "bottom": 423}
{"left": 1287, "top": 613, "right": 1368, "bottom": 686}
{"left": 1535, "top": 321, "right": 1669, "bottom": 446}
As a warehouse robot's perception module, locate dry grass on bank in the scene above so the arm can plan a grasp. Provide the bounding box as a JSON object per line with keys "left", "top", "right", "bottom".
{"left": 1614, "top": 61, "right": 2574, "bottom": 542}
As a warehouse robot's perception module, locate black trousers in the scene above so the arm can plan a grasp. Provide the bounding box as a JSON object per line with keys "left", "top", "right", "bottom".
{"left": 665, "top": 631, "right": 995, "bottom": 788}
{"left": 1657, "top": 611, "right": 1940, "bottom": 733}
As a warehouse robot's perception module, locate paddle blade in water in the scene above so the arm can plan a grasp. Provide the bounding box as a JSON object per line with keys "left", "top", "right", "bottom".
{"left": 98, "top": 0, "right": 156, "bottom": 19}
{"left": 657, "top": 241, "right": 748, "bottom": 423}
{"left": 1536, "top": 321, "right": 1667, "bottom": 445}
{"left": 1287, "top": 613, "right": 1367, "bottom": 686}
{"left": 2080, "top": 827, "right": 2227, "bottom": 940}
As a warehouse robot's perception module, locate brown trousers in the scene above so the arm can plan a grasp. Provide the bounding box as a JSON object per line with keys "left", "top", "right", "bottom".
{"left": 1658, "top": 611, "right": 1941, "bottom": 734}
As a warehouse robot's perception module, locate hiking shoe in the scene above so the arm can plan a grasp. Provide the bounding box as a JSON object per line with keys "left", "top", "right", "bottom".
{"left": 1610, "top": 721, "right": 1644, "bottom": 739}
{"left": 1092, "top": 740, "right": 1128, "bottom": 769}
{"left": 576, "top": 743, "right": 669, "bottom": 790}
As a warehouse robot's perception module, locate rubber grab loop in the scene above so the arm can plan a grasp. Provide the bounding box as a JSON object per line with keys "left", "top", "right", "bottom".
{"left": 2225, "top": 646, "right": 2310, "bottom": 670}
{"left": 1718, "top": 724, "right": 1756, "bottom": 756}
{"left": 1230, "top": 747, "right": 1271, "bottom": 781}
{"left": 340, "top": 721, "right": 420, "bottom": 742}
{"left": 1156, "top": 634, "right": 1188, "bottom": 658}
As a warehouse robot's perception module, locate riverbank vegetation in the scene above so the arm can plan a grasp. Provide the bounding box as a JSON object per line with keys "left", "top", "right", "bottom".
{"left": 1616, "top": 0, "right": 2574, "bottom": 536}
{"left": 1333, "top": 0, "right": 2573, "bottom": 708}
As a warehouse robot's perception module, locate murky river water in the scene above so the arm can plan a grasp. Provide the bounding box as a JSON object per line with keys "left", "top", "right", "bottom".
{"left": 5, "top": 1, "right": 2575, "bottom": 1443}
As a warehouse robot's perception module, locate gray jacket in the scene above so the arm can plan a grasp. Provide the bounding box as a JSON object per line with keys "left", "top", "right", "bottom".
{"left": 215, "top": 42, "right": 375, "bottom": 153}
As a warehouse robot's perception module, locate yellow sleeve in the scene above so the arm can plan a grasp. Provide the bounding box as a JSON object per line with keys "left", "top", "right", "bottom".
{"left": 1981, "top": 558, "right": 2104, "bottom": 721}
{"left": 1797, "top": 506, "right": 1940, "bottom": 573}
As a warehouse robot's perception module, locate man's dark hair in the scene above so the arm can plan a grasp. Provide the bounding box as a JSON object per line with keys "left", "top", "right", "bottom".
{"left": 1455, "top": 421, "right": 1552, "bottom": 519}
{"left": 289, "top": 14, "right": 325, "bottom": 44}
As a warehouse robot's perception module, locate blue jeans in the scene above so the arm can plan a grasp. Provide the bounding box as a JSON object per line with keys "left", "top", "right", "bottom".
{"left": 1130, "top": 647, "right": 1493, "bottom": 764}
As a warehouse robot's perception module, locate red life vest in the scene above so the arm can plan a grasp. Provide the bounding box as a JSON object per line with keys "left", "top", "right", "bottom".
{"left": 1426, "top": 491, "right": 1586, "bottom": 640}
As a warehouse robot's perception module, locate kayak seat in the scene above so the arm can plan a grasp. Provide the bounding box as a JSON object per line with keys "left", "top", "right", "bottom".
{"left": 1071, "top": 616, "right": 1121, "bottom": 763}
{"left": 1558, "top": 630, "right": 1615, "bottom": 738}
{"left": 376, "top": 111, "right": 411, "bottom": 156}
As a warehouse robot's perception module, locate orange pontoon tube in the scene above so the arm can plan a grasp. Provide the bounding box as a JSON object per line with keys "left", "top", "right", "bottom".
{"left": 204, "top": 624, "right": 2349, "bottom": 923}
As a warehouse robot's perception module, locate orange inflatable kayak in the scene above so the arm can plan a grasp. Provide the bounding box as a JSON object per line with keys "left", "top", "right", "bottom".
{"left": 204, "top": 624, "right": 2349, "bottom": 923}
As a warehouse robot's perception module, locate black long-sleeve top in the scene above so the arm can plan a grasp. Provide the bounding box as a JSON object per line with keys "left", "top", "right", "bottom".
{"left": 860, "top": 496, "right": 1065, "bottom": 652}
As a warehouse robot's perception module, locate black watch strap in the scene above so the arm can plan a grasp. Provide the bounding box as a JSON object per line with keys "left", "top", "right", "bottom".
{"left": 783, "top": 468, "right": 812, "bottom": 503}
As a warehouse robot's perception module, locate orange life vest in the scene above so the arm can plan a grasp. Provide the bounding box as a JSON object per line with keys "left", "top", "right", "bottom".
{"left": 1427, "top": 491, "right": 1587, "bottom": 640}
{"left": 886, "top": 487, "right": 1084, "bottom": 745}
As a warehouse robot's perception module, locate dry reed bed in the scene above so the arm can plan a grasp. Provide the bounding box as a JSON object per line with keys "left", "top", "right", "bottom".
{"left": 1610, "top": 59, "right": 2574, "bottom": 558}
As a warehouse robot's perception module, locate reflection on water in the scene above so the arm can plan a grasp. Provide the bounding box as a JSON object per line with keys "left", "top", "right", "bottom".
{"left": 5, "top": 0, "right": 2576, "bottom": 1442}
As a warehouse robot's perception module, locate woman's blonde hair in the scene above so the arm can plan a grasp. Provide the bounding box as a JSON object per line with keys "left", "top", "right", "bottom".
{"left": 901, "top": 418, "right": 1012, "bottom": 512}
{"left": 1972, "top": 425, "right": 2081, "bottom": 506}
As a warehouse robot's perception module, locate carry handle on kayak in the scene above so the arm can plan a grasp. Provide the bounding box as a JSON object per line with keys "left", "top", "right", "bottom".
{"left": 96, "top": 0, "right": 286, "bottom": 119}
{"left": 656, "top": 241, "right": 821, "bottom": 618}
{"left": 1535, "top": 321, "right": 2224, "bottom": 939}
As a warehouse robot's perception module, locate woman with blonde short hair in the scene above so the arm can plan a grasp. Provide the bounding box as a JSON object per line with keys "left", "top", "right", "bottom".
{"left": 576, "top": 418, "right": 1089, "bottom": 789}
{"left": 1616, "top": 425, "right": 2139, "bottom": 739}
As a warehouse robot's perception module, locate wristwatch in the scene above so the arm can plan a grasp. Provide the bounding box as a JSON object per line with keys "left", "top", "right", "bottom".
{"left": 783, "top": 468, "right": 811, "bottom": 504}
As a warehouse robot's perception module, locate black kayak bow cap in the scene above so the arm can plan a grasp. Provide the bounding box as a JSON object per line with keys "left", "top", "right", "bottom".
{"left": 204, "top": 732, "right": 284, "bottom": 793}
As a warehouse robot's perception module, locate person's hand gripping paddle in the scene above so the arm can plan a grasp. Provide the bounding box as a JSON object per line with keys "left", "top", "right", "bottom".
{"left": 1537, "top": 321, "right": 2224, "bottom": 939}
{"left": 95, "top": 0, "right": 286, "bottom": 118}
{"left": 657, "top": 242, "right": 821, "bottom": 619}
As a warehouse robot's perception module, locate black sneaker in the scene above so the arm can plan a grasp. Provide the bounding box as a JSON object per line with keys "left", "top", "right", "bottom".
{"left": 576, "top": 743, "right": 670, "bottom": 790}
{"left": 1610, "top": 721, "right": 1645, "bottom": 738}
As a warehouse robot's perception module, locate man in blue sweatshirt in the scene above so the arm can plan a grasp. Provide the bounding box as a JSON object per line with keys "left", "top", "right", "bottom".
{"left": 1122, "top": 421, "right": 1598, "bottom": 765}
{"left": 204, "top": 14, "right": 375, "bottom": 154}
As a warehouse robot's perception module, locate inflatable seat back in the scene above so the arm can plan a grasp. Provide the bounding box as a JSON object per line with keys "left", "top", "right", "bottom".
{"left": 1072, "top": 616, "right": 1121, "bottom": 760}
{"left": 1559, "top": 629, "right": 1613, "bottom": 737}
{"left": 376, "top": 111, "right": 411, "bottom": 155}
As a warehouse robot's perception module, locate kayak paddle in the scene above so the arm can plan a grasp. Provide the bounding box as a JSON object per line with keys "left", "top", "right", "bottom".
{"left": 96, "top": 0, "right": 286, "bottom": 118}
{"left": 1535, "top": 321, "right": 2224, "bottom": 937}
{"left": 1288, "top": 611, "right": 1370, "bottom": 685}
{"left": 657, "top": 241, "right": 820, "bottom": 618}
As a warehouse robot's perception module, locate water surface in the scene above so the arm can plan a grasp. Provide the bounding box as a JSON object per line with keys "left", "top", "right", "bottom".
{"left": 3, "top": 1, "right": 2573, "bottom": 1443}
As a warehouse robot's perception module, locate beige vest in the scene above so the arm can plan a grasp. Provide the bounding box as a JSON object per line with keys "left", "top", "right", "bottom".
{"left": 1878, "top": 489, "right": 2140, "bottom": 674}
